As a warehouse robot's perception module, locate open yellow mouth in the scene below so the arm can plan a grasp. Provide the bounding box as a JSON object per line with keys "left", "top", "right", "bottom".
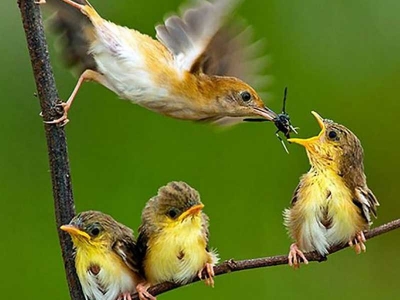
{"left": 287, "top": 111, "right": 326, "bottom": 147}
{"left": 178, "top": 204, "right": 204, "bottom": 221}
{"left": 60, "top": 224, "right": 90, "bottom": 240}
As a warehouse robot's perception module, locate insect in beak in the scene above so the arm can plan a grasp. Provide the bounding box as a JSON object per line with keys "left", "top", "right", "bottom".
{"left": 273, "top": 87, "right": 298, "bottom": 153}
{"left": 243, "top": 87, "right": 298, "bottom": 153}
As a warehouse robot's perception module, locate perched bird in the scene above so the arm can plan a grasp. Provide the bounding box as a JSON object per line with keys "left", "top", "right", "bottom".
{"left": 283, "top": 111, "right": 379, "bottom": 268}
{"left": 135, "top": 181, "right": 218, "bottom": 300}
{"left": 44, "top": 0, "right": 278, "bottom": 126}
{"left": 60, "top": 211, "right": 142, "bottom": 300}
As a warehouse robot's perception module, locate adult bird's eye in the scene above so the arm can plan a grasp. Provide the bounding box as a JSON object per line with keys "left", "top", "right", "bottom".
{"left": 328, "top": 130, "right": 338, "bottom": 140}
{"left": 240, "top": 91, "right": 252, "bottom": 102}
{"left": 90, "top": 227, "right": 100, "bottom": 236}
{"left": 167, "top": 208, "right": 179, "bottom": 219}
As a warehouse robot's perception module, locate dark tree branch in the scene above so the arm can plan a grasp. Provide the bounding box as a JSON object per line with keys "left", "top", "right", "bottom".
{"left": 17, "top": 1, "right": 84, "bottom": 299}
{"left": 132, "top": 219, "right": 400, "bottom": 299}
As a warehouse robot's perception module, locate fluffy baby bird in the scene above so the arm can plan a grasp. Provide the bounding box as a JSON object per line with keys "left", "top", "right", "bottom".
{"left": 44, "top": 0, "right": 277, "bottom": 125}
{"left": 60, "top": 211, "right": 142, "bottom": 300}
{"left": 284, "top": 111, "right": 379, "bottom": 268}
{"left": 135, "top": 181, "right": 218, "bottom": 300}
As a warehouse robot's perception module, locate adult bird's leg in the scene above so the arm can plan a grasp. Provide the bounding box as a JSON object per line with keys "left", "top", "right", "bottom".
{"left": 44, "top": 70, "right": 106, "bottom": 125}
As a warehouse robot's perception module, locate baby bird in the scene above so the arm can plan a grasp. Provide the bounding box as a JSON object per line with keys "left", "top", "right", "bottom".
{"left": 45, "top": 0, "right": 277, "bottom": 125}
{"left": 60, "top": 211, "right": 142, "bottom": 300}
{"left": 135, "top": 181, "right": 218, "bottom": 300}
{"left": 284, "top": 111, "right": 379, "bottom": 268}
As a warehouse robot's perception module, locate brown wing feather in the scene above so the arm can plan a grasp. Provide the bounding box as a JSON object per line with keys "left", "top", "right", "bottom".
{"left": 201, "top": 212, "right": 211, "bottom": 251}
{"left": 112, "top": 223, "right": 140, "bottom": 273}
{"left": 354, "top": 187, "right": 379, "bottom": 225}
{"left": 135, "top": 228, "right": 149, "bottom": 278}
{"left": 156, "top": 0, "right": 240, "bottom": 73}
{"left": 193, "top": 23, "right": 269, "bottom": 91}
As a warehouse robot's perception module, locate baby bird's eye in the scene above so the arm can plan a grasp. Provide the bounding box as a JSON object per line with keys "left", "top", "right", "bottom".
{"left": 91, "top": 228, "right": 100, "bottom": 236}
{"left": 167, "top": 208, "right": 179, "bottom": 219}
{"left": 328, "top": 130, "right": 338, "bottom": 140}
{"left": 240, "top": 91, "right": 252, "bottom": 102}
{"left": 87, "top": 224, "right": 102, "bottom": 237}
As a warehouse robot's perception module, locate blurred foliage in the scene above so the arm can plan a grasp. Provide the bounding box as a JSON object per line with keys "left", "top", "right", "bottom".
{"left": 1, "top": 0, "right": 399, "bottom": 299}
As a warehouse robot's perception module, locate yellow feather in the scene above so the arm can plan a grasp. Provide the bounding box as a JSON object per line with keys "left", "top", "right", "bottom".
{"left": 286, "top": 167, "right": 366, "bottom": 253}
{"left": 71, "top": 236, "right": 137, "bottom": 299}
{"left": 144, "top": 215, "right": 216, "bottom": 285}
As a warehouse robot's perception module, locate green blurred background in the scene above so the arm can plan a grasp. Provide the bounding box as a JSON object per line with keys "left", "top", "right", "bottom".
{"left": 2, "top": 0, "right": 399, "bottom": 299}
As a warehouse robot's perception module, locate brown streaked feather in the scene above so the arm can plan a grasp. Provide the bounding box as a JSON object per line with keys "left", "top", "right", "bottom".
{"left": 354, "top": 187, "right": 379, "bottom": 224}
{"left": 201, "top": 212, "right": 211, "bottom": 251}
{"left": 112, "top": 236, "right": 139, "bottom": 274}
{"left": 88, "top": 265, "right": 108, "bottom": 295}
{"left": 44, "top": 0, "right": 96, "bottom": 73}
{"left": 135, "top": 228, "right": 149, "bottom": 278}
{"left": 290, "top": 180, "right": 303, "bottom": 207}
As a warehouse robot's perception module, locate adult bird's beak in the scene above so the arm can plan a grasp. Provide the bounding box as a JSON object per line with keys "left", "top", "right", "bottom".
{"left": 178, "top": 204, "right": 205, "bottom": 221}
{"left": 60, "top": 224, "right": 90, "bottom": 240}
{"left": 253, "top": 106, "right": 278, "bottom": 121}
{"left": 288, "top": 111, "right": 326, "bottom": 148}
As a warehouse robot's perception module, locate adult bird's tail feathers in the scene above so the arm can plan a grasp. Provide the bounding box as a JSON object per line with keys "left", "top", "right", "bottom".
{"left": 44, "top": 0, "right": 98, "bottom": 74}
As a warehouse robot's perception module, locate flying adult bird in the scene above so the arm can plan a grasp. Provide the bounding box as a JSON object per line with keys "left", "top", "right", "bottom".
{"left": 135, "top": 181, "right": 218, "bottom": 300}
{"left": 44, "top": 0, "right": 278, "bottom": 126}
{"left": 60, "top": 211, "right": 142, "bottom": 300}
{"left": 283, "top": 112, "right": 379, "bottom": 268}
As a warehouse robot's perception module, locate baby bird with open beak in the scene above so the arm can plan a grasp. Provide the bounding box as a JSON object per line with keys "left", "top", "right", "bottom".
{"left": 284, "top": 112, "right": 379, "bottom": 268}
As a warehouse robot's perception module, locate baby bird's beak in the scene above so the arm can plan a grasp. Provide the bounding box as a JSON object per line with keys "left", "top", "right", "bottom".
{"left": 288, "top": 111, "right": 326, "bottom": 148}
{"left": 178, "top": 204, "right": 204, "bottom": 221}
{"left": 60, "top": 224, "right": 90, "bottom": 240}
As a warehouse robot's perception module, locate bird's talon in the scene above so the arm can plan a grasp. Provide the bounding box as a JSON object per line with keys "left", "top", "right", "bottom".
{"left": 198, "top": 263, "right": 215, "bottom": 287}
{"left": 288, "top": 243, "right": 307, "bottom": 269}
{"left": 136, "top": 282, "right": 156, "bottom": 300}
{"left": 349, "top": 232, "right": 367, "bottom": 254}
{"left": 117, "top": 292, "right": 132, "bottom": 300}
{"left": 44, "top": 115, "right": 67, "bottom": 125}
{"left": 43, "top": 102, "right": 71, "bottom": 125}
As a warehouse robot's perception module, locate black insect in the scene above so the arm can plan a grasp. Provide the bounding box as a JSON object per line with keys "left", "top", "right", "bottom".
{"left": 273, "top": 87, "right": 298, "bottom": 153}
{"left": 244, "top": 87, "right": 298, "bottom": 153}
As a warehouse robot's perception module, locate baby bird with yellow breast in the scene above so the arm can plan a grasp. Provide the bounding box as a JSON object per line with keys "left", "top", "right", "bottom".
{"left": 60, "top": 211, "right": 142, "bottom": 300}
{"left": 135, "top": 181, "right": 218, "bottom": 300}
{"left": 284, "top": 112, "right": 379, "bottom": 268}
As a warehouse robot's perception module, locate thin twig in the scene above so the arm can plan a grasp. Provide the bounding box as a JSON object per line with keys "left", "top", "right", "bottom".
{"left": 132, "top": 219, "right": 400, "bottom": 299}
{"left": 17, "top": 0, "right": 84, "bottom": 299}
